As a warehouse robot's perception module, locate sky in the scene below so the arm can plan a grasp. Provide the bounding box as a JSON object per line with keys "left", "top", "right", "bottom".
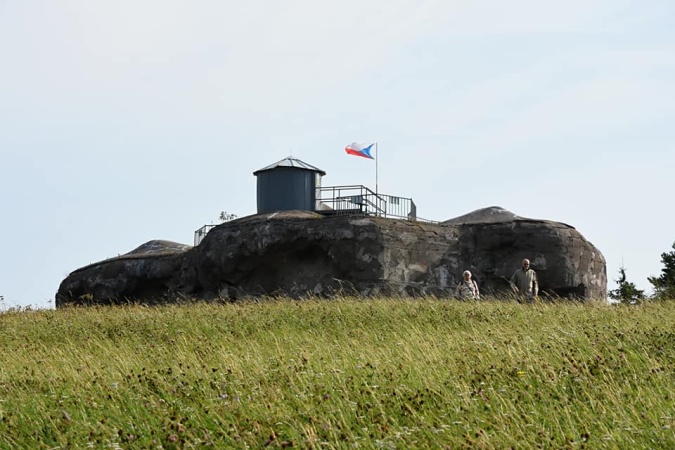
{"left": 1, "top": 0, "right": 673, "bottom": 309}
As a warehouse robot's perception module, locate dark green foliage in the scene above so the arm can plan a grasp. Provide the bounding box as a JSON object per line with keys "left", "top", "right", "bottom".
{"left": 219, "top": 211, "right": 237, "bottom": 222}
{"left": 609, "top": 266, "right": 644, "bottom": 304}
{"left": 648, "top": 242, "right": 675, "bottom": 299}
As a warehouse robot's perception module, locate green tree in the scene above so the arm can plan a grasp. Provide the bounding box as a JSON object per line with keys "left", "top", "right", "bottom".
{"left": 608, "top": 266, "right": 644, "bottom": 304}
{"left": 648, "top": 242, "right": 675, "bottom": 299}
{"left": 219, "top": 211, "right": 237, "bottom": 222}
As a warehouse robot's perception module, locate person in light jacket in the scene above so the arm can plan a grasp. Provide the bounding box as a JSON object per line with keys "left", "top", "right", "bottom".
{"left": 456, "top": 270, "right": 479, "bottom": 300}
{"left": 510, "top": 259, "right": 539, "bottom": 303}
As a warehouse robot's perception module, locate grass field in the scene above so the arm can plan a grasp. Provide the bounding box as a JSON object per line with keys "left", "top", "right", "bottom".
{"left": 0, "top": 298, "right": 673, "bottom": 449}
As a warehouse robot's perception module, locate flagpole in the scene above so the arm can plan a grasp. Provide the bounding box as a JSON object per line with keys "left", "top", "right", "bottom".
{"left": 375, "top": 142, "right": 378, "bottom": 197}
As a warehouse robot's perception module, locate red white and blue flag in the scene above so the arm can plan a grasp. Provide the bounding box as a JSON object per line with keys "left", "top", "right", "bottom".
{"left": 345, "top": 142, "right": 375, "bottom": 159}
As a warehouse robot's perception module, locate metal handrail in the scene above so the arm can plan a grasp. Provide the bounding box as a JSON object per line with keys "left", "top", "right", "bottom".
{"left": 194, "top": 185, "right": 437, "bottom": 245}
{"left": 194, "top": 224, "right": 216, "bottom": 246}
{"left": 317, "top": 185, "right": 427, "bottom": 222}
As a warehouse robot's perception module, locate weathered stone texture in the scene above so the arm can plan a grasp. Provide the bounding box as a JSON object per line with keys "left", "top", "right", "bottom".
{"left": 56, "top": 240, "right": 191, "bottom": 305}
{"left": 452, "top": 220, "right": 605, "bottom": 298}
{"left": 55, "top": 207, "right": 607, "bottom": 307}
{"left": 182, "top": 212, "right": 454, "bottom": 299}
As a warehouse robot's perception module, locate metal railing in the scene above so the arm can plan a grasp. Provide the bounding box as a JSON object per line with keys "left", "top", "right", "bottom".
{"left": 317, "top": 185, "right": 420, "bottom": 221}
{"left": 194, "top": 224, "right": 216, "bottom": 246}
{"left": 193, "top": 186, "right": 436, "bottom": 245}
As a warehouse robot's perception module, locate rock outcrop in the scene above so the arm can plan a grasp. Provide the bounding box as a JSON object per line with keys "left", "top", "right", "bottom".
{"left": 55, "top": 207, "right": 607, "bottom": 306}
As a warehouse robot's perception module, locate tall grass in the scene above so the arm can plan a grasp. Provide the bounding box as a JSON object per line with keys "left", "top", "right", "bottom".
{"left": 0, "top": 298, "right": 673, "bottom": 449}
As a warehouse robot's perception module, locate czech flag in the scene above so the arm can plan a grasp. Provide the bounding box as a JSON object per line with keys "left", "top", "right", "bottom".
{"left": 345, "top": 142, "right": 375, "bottom": 159}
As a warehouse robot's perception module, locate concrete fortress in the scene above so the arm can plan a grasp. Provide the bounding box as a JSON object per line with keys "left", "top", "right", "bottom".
{"left": 56, "top": 207, "right": 607, "bottom": 306}
{"left": 56, "top": 157, "right": 607, "bottom": 306}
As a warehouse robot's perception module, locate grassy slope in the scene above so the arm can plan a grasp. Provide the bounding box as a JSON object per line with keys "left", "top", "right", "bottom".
{"left": 0, "top": 298, "right": 673, "bottom": 449}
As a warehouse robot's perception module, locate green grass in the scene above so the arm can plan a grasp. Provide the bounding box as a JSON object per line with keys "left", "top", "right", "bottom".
{"left": 0, "top": 298, "right": 673, "bottom": 449}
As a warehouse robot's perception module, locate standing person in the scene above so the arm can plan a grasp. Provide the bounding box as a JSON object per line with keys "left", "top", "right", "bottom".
{"left": 456, "top": 270, "right": 479, "bottom": 300}
{"left": 510, "top": 259, "right": 538, "bottom": 303}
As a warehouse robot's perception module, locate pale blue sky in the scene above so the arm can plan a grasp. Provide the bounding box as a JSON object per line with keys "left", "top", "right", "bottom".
{"left": 1, "top": 1, "right": 673, "bottom": 308}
